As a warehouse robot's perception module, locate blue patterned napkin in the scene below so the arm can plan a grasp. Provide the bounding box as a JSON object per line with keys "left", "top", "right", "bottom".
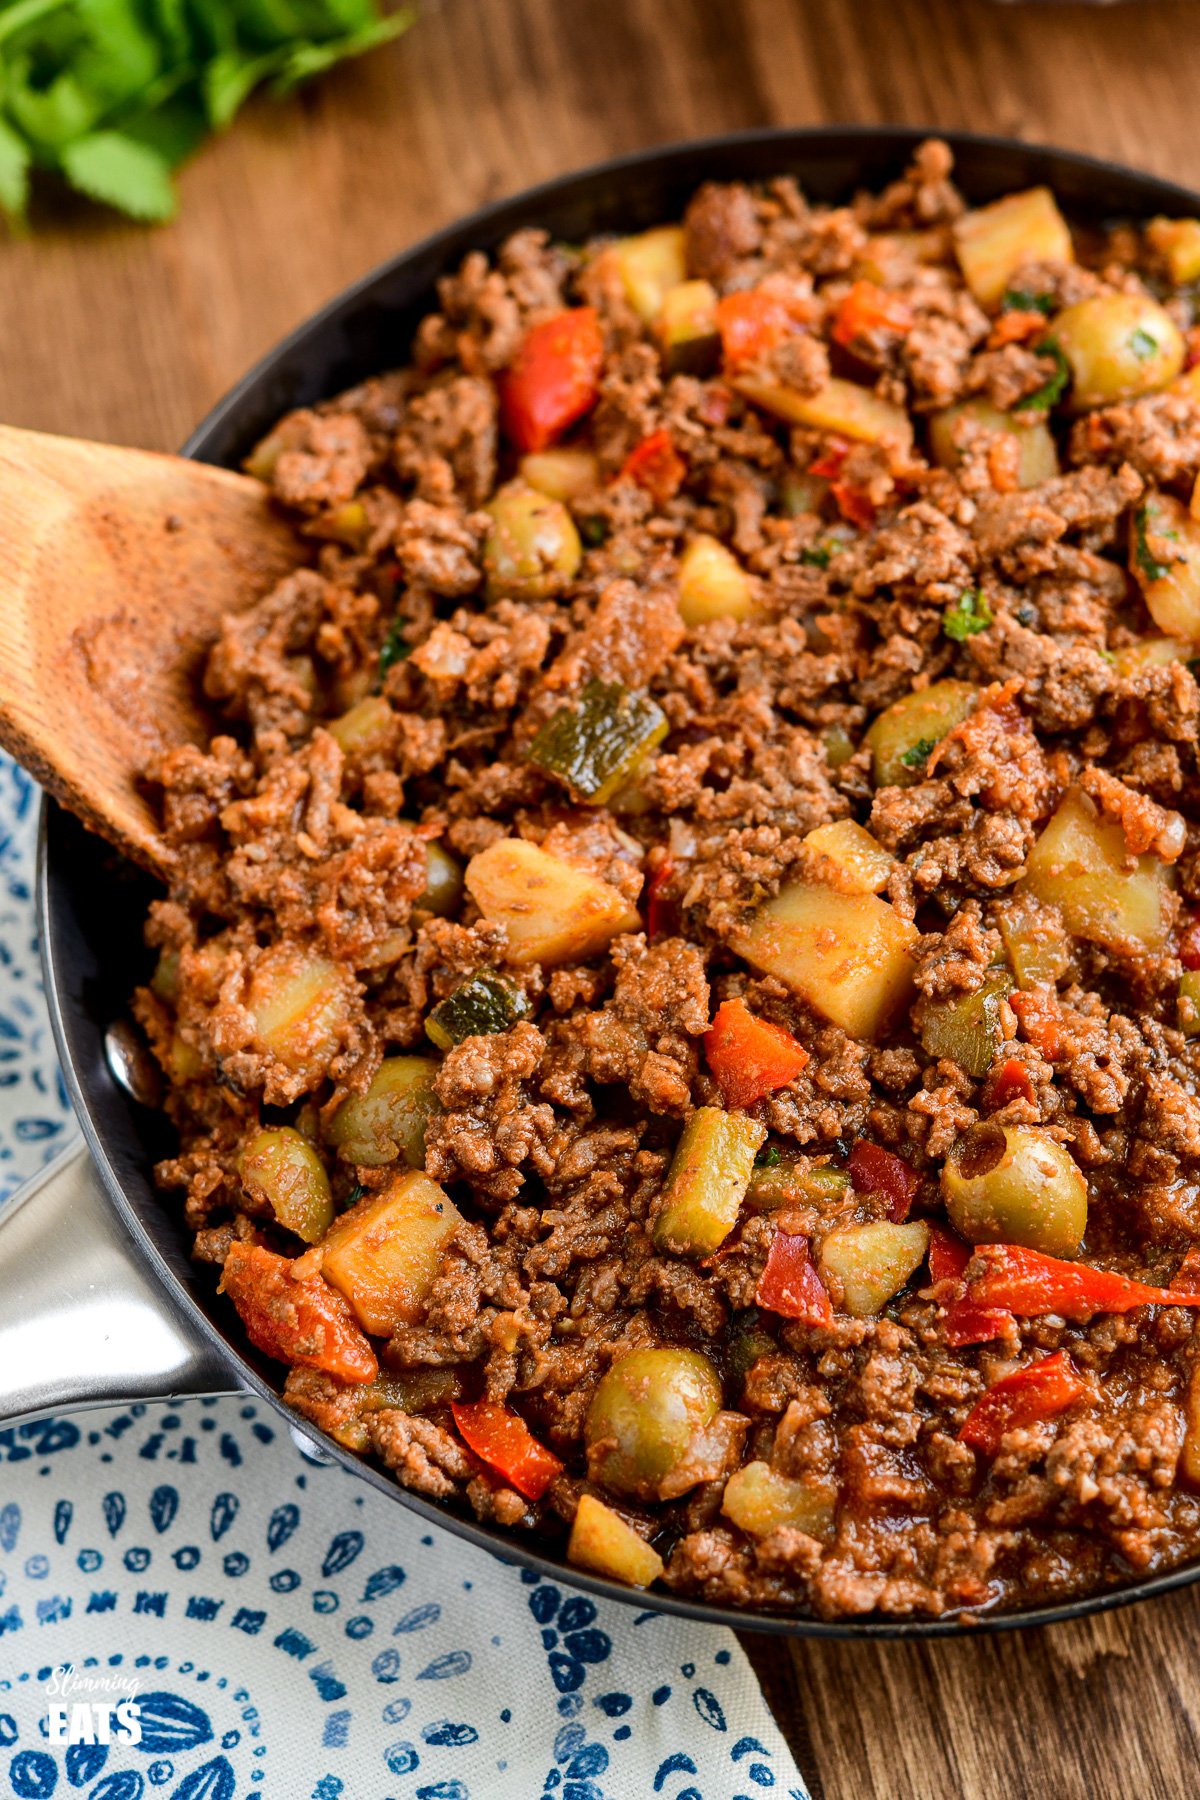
{"left": 0, "top": 755, "right": 808, "bottom": 1800}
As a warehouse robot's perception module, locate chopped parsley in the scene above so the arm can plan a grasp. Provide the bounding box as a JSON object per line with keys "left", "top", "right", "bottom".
{"left": 579, "top": 516, "right": 609, "bottom": 547}
{"left": 1129, "top": 326, "right": 1159, "bottom": 362}
{"left": 800, "top": 544, "right": 832, "bottom": 569}
{"left": 1001, "top": 287, "right": 1055, "bottom": 316}
{"left": 755, "top": 1144, "right": 782, "bottom": 1169}
{"left": 343, "top": 1183, "right": 367, "bottom": 1211}
{"left": 1133, "top": 502, "right": 1176, "bottom": 583}
{"left": 943, "top": 588, "right": 993, "bottom": 642}
{"left": 1022, "top": 338, "right": 1071, "bottom": 411}
{"left": 378, "top": 617, "right": 411, "bottom": 678}
{"left": 900, "top": 736, "right": 937, "bottom": 771}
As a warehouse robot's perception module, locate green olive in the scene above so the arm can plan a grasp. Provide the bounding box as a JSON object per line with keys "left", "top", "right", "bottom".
{"left": 326, "top": 1055, "right": 441, "bottom": 1169}
{"left": 417, "top": 841, "right": 463, "bottom": 918}
{"left": 585, "top": 1347, "right": 722, "bottom": 1498}
{"left": 483, "top": 479, "right": 582, "bottom": 602}
{"left": 941, "top": 1123, "right": 1087, "bottom": 1257}
{"left": 1051, "top": 294, "right": 1184, "bottom": 412}
{"left": 238, "top": 1126, "right": 333, "bottom": 1243}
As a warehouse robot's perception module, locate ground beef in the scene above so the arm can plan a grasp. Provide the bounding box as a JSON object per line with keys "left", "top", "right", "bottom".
{"left": 134, "top": 142, "right": 1200, "bottom": 1626}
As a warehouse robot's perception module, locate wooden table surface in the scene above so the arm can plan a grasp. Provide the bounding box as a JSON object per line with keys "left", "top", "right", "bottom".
{"left": 8, "top": 0, "right": 1200, "bottom": 1793}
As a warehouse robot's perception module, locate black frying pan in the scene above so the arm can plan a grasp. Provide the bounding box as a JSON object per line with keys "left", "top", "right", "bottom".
{"left": 17, "top": 126, "right": 1200, "bottom": 1639}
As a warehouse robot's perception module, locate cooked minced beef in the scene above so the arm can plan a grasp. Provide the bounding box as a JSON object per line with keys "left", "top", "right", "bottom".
{"left": 134, "top": 142, "right": 1200, "bottom": 1620}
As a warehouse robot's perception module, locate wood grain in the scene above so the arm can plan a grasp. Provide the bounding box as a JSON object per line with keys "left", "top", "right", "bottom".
{"left": 6, "top": 0, "right": 1200, "bottom": 1791}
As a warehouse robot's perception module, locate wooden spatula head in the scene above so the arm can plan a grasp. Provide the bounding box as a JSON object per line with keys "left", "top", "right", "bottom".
{"left": 0, "top": 424, "right": 299, "bottom": 875}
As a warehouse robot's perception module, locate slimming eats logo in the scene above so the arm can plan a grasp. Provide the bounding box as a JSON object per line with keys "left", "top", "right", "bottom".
{"left": 43, "top": 1664, "right": 142, "bottom": 1746}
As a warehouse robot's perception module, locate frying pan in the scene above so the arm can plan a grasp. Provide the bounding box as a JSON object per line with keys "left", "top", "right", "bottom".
{"left": 3, "top": 126, "right": 1198, "bottom": 1639}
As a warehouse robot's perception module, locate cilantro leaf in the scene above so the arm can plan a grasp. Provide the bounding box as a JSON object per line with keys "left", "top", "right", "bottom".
{"left": 1133, "top": 502, "right": 1176, "bottom": 584}
{"left": 1001, "top": 287, "right": 1054, "bottom": 316}
{"left": 900, "top": 736, "right": 937, "bottom": 771}
{"left": 60, "top": 129, "right": 176, "bottom": 220}
{"left": 943, "top": 588, "right": 993, "bottom": 642}
{"left": 0, "top": 117, "right": 31, "bottom": 222}
{"left": 1129, "top": 326, "right": 1159, "bottom": 362}
{"left": 800, "top": 543, "right": 832, "bottom": 569}
{"left": 378, "top": 615, "right": 410, "bottom": 678}
{"left": 754, "top": 1144, "right": 782, "bottom": 1169}
{"left": 1021, "top": 338, "right": 1071, "bottom": 412}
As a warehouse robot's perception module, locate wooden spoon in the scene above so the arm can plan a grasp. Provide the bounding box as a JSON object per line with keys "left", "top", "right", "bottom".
{"left": 0, "top": 423, "right": 300, "bottom": 877}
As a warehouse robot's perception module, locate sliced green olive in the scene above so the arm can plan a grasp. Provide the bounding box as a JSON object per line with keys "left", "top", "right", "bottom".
{"left": 417, "top": 841, "right": 463, "bottom": 917}
{"left": 483, "top": 479, "right": 582, "bottom": 602}
{"left": 585, "top": 1347, "right": 722, "bottom": 1498}
{"left": 238, "top": 1126, "right": 333, "bottom": 1243}
{"left": 941, "top": 1123, "right": 1087, "bottom": 1256}
{"left": 326, "top": 1055, "right": 441, "bottom": 1169}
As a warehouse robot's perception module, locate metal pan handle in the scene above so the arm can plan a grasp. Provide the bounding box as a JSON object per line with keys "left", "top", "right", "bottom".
{"left": 0, "top": 1142, "right": 239, "bottom": 1425}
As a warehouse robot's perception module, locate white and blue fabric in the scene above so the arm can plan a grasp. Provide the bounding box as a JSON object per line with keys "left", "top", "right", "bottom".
{"left": 0, "top": 756, "right": 809, "bottom": 1800}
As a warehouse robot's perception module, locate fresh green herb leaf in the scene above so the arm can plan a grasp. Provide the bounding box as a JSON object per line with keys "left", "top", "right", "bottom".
{"left": 900, "top": 736, "right": 937, "bottom": 771}
{"left": 60, "top": 130, "right": 176, "bottom": 221}
{"left": 1022, "top": 338, "right": 1071, "bottom": 411}
{"left": 378, "top": 615, "right": 410, "bottom": 678}
{"left": 1001, "top": 287, "right": 1054, "bottom": 316}
{"left": 800, "top": 543, "right": 832, "bottom": 569}
{"left": 754, "top": 1144, "right": 782, "bottom": 1169}
{"left": 943, "top": 587, "right": 993, "bottom": 642}
{"left": 1129, "top": 326, "right": 1159, "bottom": 361}
{"left": 0, "top": 116, "right": 31, "bottom": 222}
{"left": 1133, "top": 502, "right": 1175, "bottom": 583}
{"left": 579, "top": 515, "right": 609, "bottom": 548}
{"left": 343, "top": 1181, "right": 366, "bottom": 1210}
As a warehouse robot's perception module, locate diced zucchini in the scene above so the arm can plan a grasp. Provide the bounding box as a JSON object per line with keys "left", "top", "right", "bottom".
{"left": 568, "top": 1493, "right": 664, "bottom": 1588}
{"left": 327, "top": 1055, "right": 441, "bottom": 1168}
{"left": 246, "top": 946, "right": 353, "bottom": 1079}
{"left": 916, "top": 970, "right": 1013, "bottom": 1078}
{"left": 865, "top": 681, "right": 977, "bottom": 788}
{"left": 327, "top": 695, "right": 394, "bottom": 758}
{"left": 997, "top": 894, "right": 1072, "bottom": 989}
{"left": 928, "top": 397, "right": 1059, "bottom": 488}
{"left": 1180, "top": 969, "right": 1200, "bottom": 1037}
{"left": 238, "top": 1126, "right": 334, "bottom": 1244}
{"left": 1053, "top": 294, "right": 1184, "bottom": 411}
{"left": 802, "top": 819, "right": 894, "bottom": 894}
{"left": 519, "top": 447, "right": 601, "bottom": 503}
{"left": 733, "top": 373, "right": 913, "bottom": 446}
{"left": 731, "top": 881, "right": 918, "bottom": 1041}
{"left": 1130, "top": 492, "right": 1200, "bottom": 642}
{"left": 677, "top": 533, "right": 758, "bottom": 626}
{"left": 721, "top": 1460, "right": 836, "bottom": 1541}
{"left": 747, "top": 1156, "right": 850, "bottom": 1209}
{"left": 526, "top": 679, "right": 668, "bottom": 804}
{"left": 1109, "top": 636, "right": 1192, "bottom": 677}
{"left": 952, "top": 187, "right": 1073, "bottom": 308}
{"left": 465, "top": 837, "right": 642, "bottom": 967}
{"left": 609, "top": 224, "right": 688, "bottom": 322}
{"left": 1018, "top": 786, "right": 1172, "bottom": 953}
{"left": 417, "top": 840, "right": 463, "bottom": 918}
{"left": 652, "top": 1107, "right": 767, "bottom": 1256}
{"left": 659, "top": 278, "right": 720, "bottom": 375}
{"left": 819, "top": 1219, "right": 931, "bottom": 1317}
{"left": 1148, "top": 217, "right": 1200, "bottom": 285}
{"left": 483, "top": 480, "right": 582, "bottom": 602}
{"left": 425, "top": 972, "right": 531, "bottom": 1050}
{"left": 321, "top": 1169, "right": 463, "bottom": 1335}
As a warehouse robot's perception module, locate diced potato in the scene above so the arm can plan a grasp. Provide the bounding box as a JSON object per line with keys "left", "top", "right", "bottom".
{"left": 306, "top": 499, "right": 369, "bottom": 547}
{"left": 609, "top": 224, "right": 687, "bottom": 322}
{"left": 1181, "top": 1364, "right": 1200, "bottom": 1486}
{"left": 167, "top": 1030, "right": 204, "bottom": 1085}
{"left": 151, "top": 948, "right": 180, "bottom": 1004}
{"left": 238, "top": 1126, "right": 333, "bottom": 1243}
{"left": 519, "top": 447, "right": 601, "bottom": 504}
{"left": 246, "top": 946, "right": 353, "bottom": 1079}
{"left": 483, "top": 480, "right": 582, "bottom": 602}
{"left": 855, "top": 227, "right": 949, "bottom": 285}
{"left": 321, "top": 1169, "right": 462, "bottom": 1336}
{"left": 243, "top": 412, "right": 309, "bottom": 481}
{"left": 730, "top": 881, "right": 919, "bottom": 1041}
{"left": 802, "top": 819, "right": 894, "bottom": 894}
{"left": 997, "top": 894, "right": 1072, "bottom": 989}
{"left": 865, "top": 681, "right": 977, "bottom": 788}
{"left": 465, "top": 837, "right": 641, "bottom": 967}
{"left": 1109, "top": 635, "right": 1192, "bottom": 677}
{"left": 677, "top": 533, "right": 759, "bottom": 626}
{"left": 1148, "top": 217, "right": 1200, "bottom": 285}
{"left": 916, "top": 970, "right": 1013, "bottom": 1079}
{"left": 733, "top": 373, "right": 913, "bottom": 446}
{"left": 1179, "top": 969, "right": 1200, "bottom": 1037}
{"left": 568, "top": 1493, "right": 664, "bottom": 1588}
{"left": 721, "top": 1461, "right": 836, "bottom": 1541}
{"left": 1053, "top": 294, "right": 1184, "bottom": 411}
{"left": 1130, "top": 491, "right": 1200, "bottom": 642}
{"left": 327, "top": 695, "right": 394, "bottom": 758}
{"left": 327, "top": 1055, "right": 441, "bottom": 1169}
{"left": 928, "top": 398, "right": 1059, "bottom": 488}
{"left": 659, "top": 279, "right": 720, "bottom": 375}
{"left": 819, "top": 1219, "right": 931, "bottom": 1317}
{"left": 1018, "top": 786, "right": 1172, "bottom": 953}
{"left": 953, "top": 187, "right": 1073, "bottom": 308}
{"left": 824, "top": 723, "right": 857, "bottom": 770}
{"left": 652, "top": 1107, "right": 766, "bottom": 1256}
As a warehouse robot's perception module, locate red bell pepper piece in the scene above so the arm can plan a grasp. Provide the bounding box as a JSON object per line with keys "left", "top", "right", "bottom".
{"left": 705, "top": 998, "right": 809, "bottom": 1110}
{"left": 928, "top": 1224, "right": 970, "bottom": 1287}
{"left": 808, "top": 438, "right": 851, "bottom": 481}
{"left": 849, "top": 1139, "right": 920, "bottom": 1221}
{"left": 1179, "top": 913, "right": 1200, "bottom": 971}
{"left": 219, "top": 1243, "right": 378, "bottom": 1385}
{"left": 807, "top": 437, "right": 876, "bottom": 528}
{"left": 620, "top": 428, "right": 686, "bottom": 505}
{"left": 989, "top": 1056, "right": 1036, "bottom": 1108}
{"left": 968, "top": 1243, "right": 1200, "bottom": 1322}
{"left": 959, "top": 1350, "right": 1087, "bottom": 1456}
{"left": 830, "top": 280, "right": 914, "bottom": 349}
{"left": 499, "top": 307, "right": 604, "bottom": 452}
{"left": 451, "top": 1399, "right": 563, "bottom": 1501}
{"left": 645, "top": 858, "right": 677, "bottom": 940}
{"left": 756, "top": 1230, "right": 833, "bottom": 1325}
{"left": 926, "top": 1226, "right": 1012, "bottom": 1346}
{"left": 716, "top": 288, "right": 792, "bottom": 366}
{"left": 1010, "top": 988, "right": 1064, "bottom": 1061}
